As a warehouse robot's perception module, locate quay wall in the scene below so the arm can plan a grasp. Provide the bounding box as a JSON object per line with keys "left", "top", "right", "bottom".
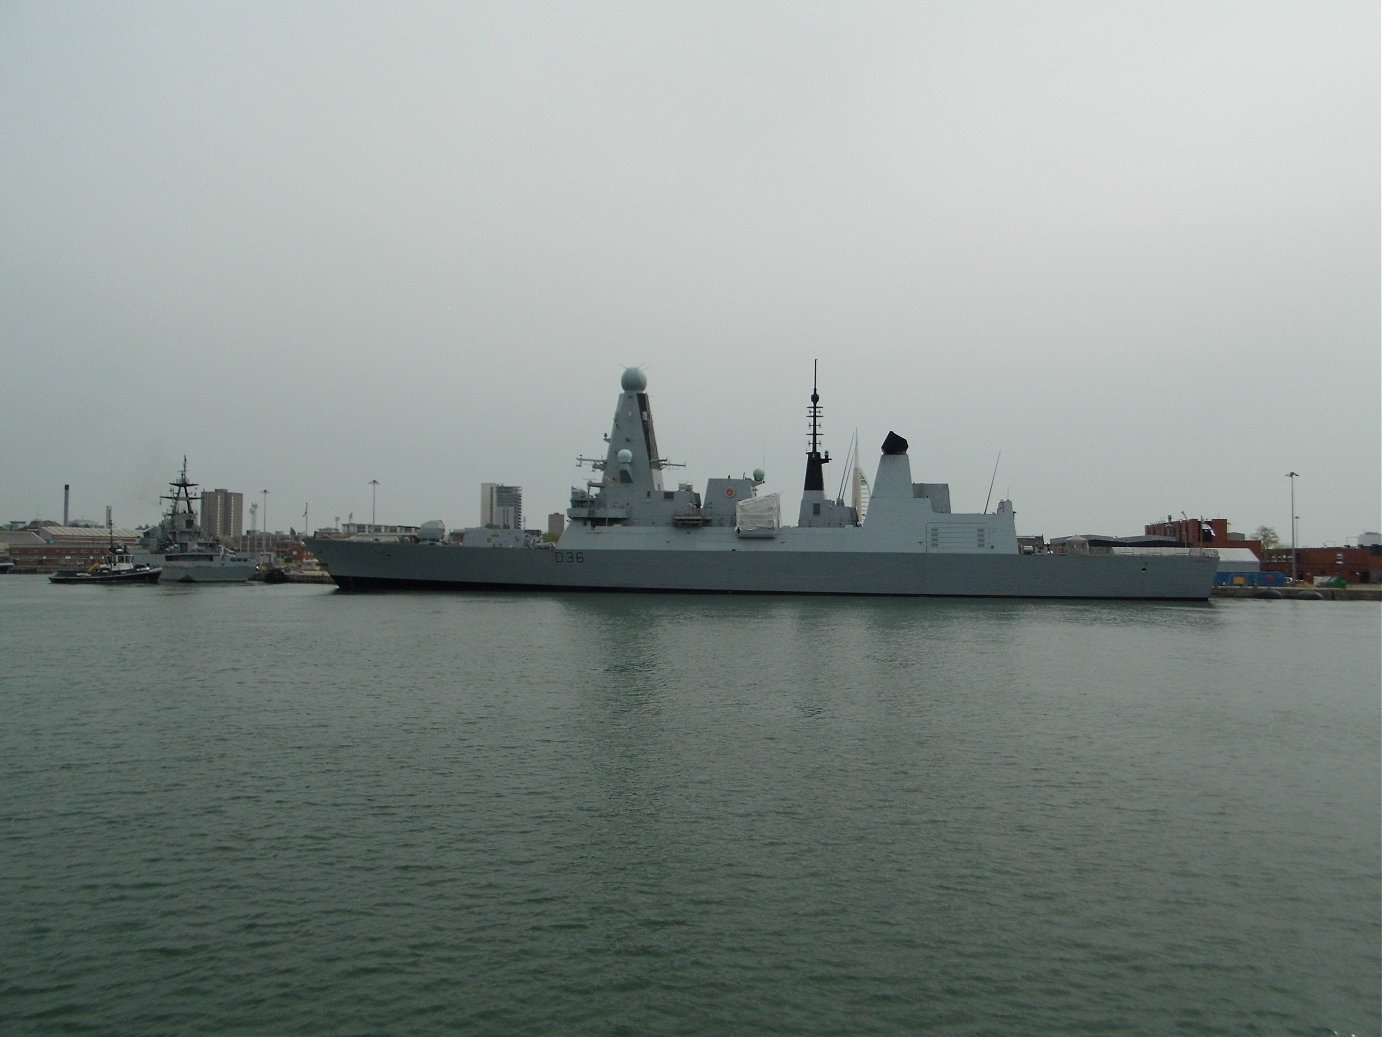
{"left": 1212, "top": 585, "right": 1381, "bottom": 602}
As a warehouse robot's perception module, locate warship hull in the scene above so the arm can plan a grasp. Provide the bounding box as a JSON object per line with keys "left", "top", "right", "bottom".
{"left": 306, "top": 537, "right": 1217, "bottom": 600}
{"left": 153, "top": 559, "right": 256, "bottom": 584}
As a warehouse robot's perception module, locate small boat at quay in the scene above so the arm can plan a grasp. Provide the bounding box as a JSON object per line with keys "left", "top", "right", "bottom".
{"left": 51, "top": 510, "right": 163, "bottom": 585}
{"left": 307, "top": 366, "right": 1219, "bottom": 599}
{"left": 49, "top": 552, "right": 162, "bottom": 584}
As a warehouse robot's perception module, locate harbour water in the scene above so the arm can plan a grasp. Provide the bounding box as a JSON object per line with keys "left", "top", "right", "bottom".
{"left": 2, "top": 579, "right": 1378, "bottom": 1036}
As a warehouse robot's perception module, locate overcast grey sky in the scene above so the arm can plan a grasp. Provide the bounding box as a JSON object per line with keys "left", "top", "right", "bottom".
{"left": 2, "top": 1, "right": 1377, "bottom": 543}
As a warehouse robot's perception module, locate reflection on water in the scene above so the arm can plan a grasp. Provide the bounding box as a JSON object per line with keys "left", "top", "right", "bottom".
{"left": 0, "top": 582, "right": 1376, "bottom": 1037}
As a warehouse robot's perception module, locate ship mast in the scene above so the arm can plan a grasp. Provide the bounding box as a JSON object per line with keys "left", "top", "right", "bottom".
{"left": 162, "top": 456, "right": 201, "bottom": 513}
{"left": 803, "top": 359, "right": 830, "bottom": 492}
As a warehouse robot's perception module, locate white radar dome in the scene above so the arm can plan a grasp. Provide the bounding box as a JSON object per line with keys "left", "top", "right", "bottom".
{"left": 621, "top": 367, "right": 647, "bottom": 392}
{"left": 753, "top": 468, "right": 765, "bottom": 483}
{"left": 618, "top": 449, "right": 633, "bottom": 464}
{"left": 418, "top": 520, "right": 446, "bottom": 542}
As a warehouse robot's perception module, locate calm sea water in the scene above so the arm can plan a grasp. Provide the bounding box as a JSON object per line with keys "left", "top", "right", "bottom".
{"left": 1, "top": 578, "right": 1377, "bottom": 1036}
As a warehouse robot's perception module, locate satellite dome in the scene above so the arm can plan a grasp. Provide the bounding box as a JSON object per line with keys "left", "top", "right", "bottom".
{"left": 621, "top": 367, "right": 647, "bottom": 392}
{"left": 753, "top": 468, "right": 765, "bottom": 483}
{"left": 617, "top": 448, "right": 633, "bottom": 464}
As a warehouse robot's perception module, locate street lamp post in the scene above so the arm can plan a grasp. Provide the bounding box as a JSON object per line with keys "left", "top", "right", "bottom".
{"left": 261, "top": 489, "right": 269, "bottom": 535}
{"left": 1285, "top": 471, "right": 1298, "bottom": 583}
{"left": 369, "top": 479, "right": 380, "bottom": 534}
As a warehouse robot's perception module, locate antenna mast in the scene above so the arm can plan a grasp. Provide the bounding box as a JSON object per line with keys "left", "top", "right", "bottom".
{"left": 984, "top": 451, "right": 1002, "bottom": 512}
{"left": 803, "top": 360, "right": 830, "bottom": 492}
{"left": 809, "top": 360, "right": 822, "bottom": 456}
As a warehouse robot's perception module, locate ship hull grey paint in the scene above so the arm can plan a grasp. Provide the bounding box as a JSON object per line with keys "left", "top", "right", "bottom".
{"left": 153, "top": 560, "right": 256, "bottom": 584}
{"left": 306, "top": 538, "right": 1217, "bottom": 600}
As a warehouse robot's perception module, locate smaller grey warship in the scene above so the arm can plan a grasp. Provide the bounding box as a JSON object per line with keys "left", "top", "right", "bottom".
{"left": 308, "top": 368, "right": 1217, "bottom": 598}
{"left": 135, "top": 460, "right": 255, "bottom": 583}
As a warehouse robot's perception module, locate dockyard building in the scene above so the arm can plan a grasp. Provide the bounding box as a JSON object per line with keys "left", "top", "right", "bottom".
{"left": 481, "top": 483, "right": 523, "bottom": 530}
{"left": 1, "top": 526, "right": 143, "bottom": 574}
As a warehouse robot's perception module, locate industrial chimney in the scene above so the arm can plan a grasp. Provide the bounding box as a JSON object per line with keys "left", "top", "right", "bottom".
{"left": 64, "top": 484, "right": 70, "bottom": 526}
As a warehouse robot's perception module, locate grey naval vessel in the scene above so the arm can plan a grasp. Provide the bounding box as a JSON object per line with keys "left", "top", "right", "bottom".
{"left": 134, "top": 460, "right": 255, "bottom": 584}
{"left": 307, "top": 367, "right": 1217, "bottom": 599}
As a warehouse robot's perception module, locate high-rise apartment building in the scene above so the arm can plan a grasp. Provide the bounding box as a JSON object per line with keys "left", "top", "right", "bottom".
{"left": 480, "top": 483, "right": 523, "bottom": 529}
{"left": 201, "top": 488, "right": 244, "bottom": 541}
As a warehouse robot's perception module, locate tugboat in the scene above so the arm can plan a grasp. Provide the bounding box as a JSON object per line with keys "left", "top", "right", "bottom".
{"left": 49, "top": 550, "right": 162, "bottom": 584}
{"left": 50, "top": 510, "right": 162, "bottom": 584}
{"left": 134, "top": 459, "right": 255, "bottom": 583}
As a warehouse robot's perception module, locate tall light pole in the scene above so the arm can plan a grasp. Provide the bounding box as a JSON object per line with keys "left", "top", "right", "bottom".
{"left": 1285, "top": 471, "right": 1298, "bottom": 583}
{"left": 261, "top": 489, "right": 269, "bottom": 535}
{"left": 369, "top": 479, "right": 379, "bottom": 533}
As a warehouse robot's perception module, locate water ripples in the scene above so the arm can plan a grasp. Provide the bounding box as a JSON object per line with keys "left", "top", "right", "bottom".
{"left": 1, "top": 584, "right": 1377, "bottom": 1035}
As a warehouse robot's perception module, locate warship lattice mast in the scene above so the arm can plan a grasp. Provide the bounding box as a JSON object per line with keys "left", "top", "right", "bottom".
{"left": 803, "top": 360, "right": 830, "bottom": 493}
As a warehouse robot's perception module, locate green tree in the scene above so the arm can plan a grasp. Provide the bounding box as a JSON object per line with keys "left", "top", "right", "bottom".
{"left": 1252, "top": 526, "right": 1280, "bottom": 549}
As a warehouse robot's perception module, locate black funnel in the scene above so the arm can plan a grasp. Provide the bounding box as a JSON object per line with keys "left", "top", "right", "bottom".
{"left": 881, "top": 431, "right": 909, "bottom": 455}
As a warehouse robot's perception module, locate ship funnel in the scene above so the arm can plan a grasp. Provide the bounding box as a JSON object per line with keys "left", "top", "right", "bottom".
{"left": 872, "top": 432, "right": 914, "bottom": 499}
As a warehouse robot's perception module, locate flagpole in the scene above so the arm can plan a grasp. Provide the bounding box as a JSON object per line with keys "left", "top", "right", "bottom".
{"left": 1285, "top": 471, "right": 1299, "bottom": 583}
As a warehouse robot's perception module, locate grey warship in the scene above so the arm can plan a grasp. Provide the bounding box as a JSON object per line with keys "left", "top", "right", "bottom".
{"left": 307, "top": 367, "right": 1218, "bottom": 599}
